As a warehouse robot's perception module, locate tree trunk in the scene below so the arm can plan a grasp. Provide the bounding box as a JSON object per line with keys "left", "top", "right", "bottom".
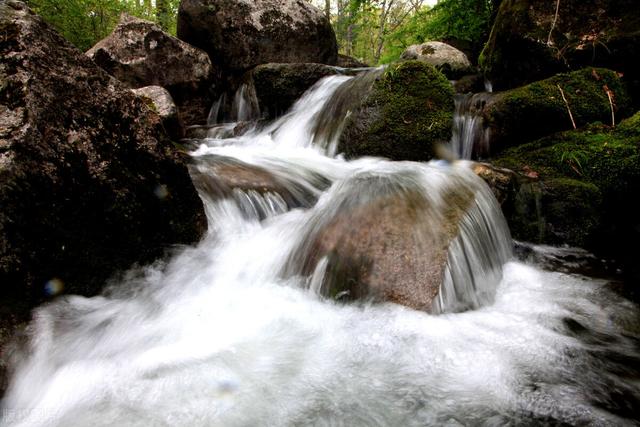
{"left": 373, "top": 0, "right": 394, "bottom": 64}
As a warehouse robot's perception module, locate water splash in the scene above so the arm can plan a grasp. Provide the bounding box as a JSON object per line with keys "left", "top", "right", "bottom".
{"left": 2, "top": 71, "right": 639, "bottom": 427}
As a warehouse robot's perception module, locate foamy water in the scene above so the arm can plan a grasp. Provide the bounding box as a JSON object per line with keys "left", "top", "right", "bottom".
{"left": 2, "top": 73, "right": 639, "bottom": 426}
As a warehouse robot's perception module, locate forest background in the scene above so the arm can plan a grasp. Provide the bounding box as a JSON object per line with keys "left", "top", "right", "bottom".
{"left": 26, "top": 0, "right": 499, "bottom": 65}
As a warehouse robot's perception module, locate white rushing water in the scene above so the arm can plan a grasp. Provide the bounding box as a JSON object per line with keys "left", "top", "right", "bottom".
{"left": 450, "top": 93, "right": 493, "bottom": 160}
{"left": 2, "top": 73, "right": 639, "bottom": 426}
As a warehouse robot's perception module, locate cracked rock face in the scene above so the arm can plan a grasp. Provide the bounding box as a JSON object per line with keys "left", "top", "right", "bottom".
{"left": 0, "top": 1, "right": 206, "bottom": 314}
{"left": 177, "top": 0, "right": 338, "bottom": 73}
{"left": 87, "top": 14, "right": 215, "bottom": 125}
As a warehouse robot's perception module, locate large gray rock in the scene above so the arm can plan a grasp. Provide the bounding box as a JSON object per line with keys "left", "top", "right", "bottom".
{"left": 87, "top": 14, "right": 214, "bottom": 124}
{"left": 401, "top": 42, "right": 473, "bottom": 79}
{"left": 0, "top": 1, "right": 206, "bottom": 319}
{"left": 177, "top": 0, "right": 338, "bottom": 73}
{"left": 286, "top": 168, "right": 510, "bottom": 313}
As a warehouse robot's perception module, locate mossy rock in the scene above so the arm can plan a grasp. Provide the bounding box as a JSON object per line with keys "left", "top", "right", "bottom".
{"left": 493, "top": 111, "right": 640, "bottom": 254}
{"left": 480, "top": 0, "right": 640, "bottom": 97}
{"left": 483, "top": 67, "right": 632, "bottom": 154}
{"left": 336, "top": 61, "right": 454, "bottom": 161}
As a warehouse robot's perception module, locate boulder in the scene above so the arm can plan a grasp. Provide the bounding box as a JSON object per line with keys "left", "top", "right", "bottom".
{"left": 87, "top": 14, "right": 214, "bottom": 124}
{"left": 469, "top": 162, "right": 519, "bottom": 206}
{"left": 189, "top": 156, "right": 326, "bottom": 220}
{"left": 131, "top": 86, "right": 184, "bottom": 140}
{"left": 298, "top": 178, "right": 471, "bottom": 311}
{"left": 401, "top": 42, "right": 474, "bottom": 79}
{"left": 0, "top": 0, "right": 207, "bottom": 318}
{"left": 480, "top": 0, "right": 640, "bottom": 95}
{"left": 190, "top": 156, "right": 317, "bottom": 204}
{"left": 177, "top": 0, "right": 338, "bottom": 74}
{"left": 480, "top": 68, "right": 632, "bottom": 154}
{"left": 247, "top": 63, "right": 343, "bottom": 118}
{"left": 493, "top": 112, "right": 640, "bottom": 260}
{"left": 468, "top": 161, "right": 545, "bottom": 247}
{"left": 319, "top": 61, "right": 454, "bottom": 161}
{"left": 287, "top": 168, "right": 510, "bottom": 312}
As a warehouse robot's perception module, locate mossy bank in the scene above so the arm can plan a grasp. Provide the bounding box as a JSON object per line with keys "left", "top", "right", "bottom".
{"left": 494, "top": 112, "right": 640, "bottom": 275}
{"left": 483, "top": 67, "right": 632, "bottom": 155}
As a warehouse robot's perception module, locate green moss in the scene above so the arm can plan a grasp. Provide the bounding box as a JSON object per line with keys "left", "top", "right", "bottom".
{"left": 480, "top": 0, "right": 640, "bottom": 92}
{"left": 617, "top": 111, "right": 640, "bottom": 137}
{"left": 340, "top": 60, "right": 454, "bottom": 161}
{"left": 543, "top": 177, "right": 602, "bottom": 247}
{"left": 494, "top": 112, "right": 640, "bottom": 248}
{"left": 486, "top": 67, "right": 632, "bottom": 153}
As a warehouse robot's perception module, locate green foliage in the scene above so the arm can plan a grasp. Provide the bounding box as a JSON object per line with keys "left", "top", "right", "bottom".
{"left": 494, "top": 113, "right": 640, "bottom": 246}
{"left": 378, "top": 7, "right": 433, "bottom": 64}
{"left": 423, "top": 0, "right": 492, "bottom": 43}
{"left": 333, "top": 0, "right": 494, "bottom": 65}
{"left": 27, "top": 0, "right": 179, "bottom": 51}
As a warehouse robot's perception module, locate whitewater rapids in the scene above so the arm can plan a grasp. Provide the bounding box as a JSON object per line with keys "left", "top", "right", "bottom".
{"left": 1, "top": 74, "right": 639, "bottom": 426}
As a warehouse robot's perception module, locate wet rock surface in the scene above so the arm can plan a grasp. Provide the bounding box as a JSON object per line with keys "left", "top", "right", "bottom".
{"left": 248, "top": 63, "right": 344, "bottom": 118}
{"left": 292, "top": 176, "right": 475, "bottom": 312}
{"left": 87, "top": 14, "right": 214, "bottom": 124}
{"left": 190, "top": 156, "right": 321, "bottom": 216}
{"left": 0, "top": 1, "right": 207, "bottom": 318}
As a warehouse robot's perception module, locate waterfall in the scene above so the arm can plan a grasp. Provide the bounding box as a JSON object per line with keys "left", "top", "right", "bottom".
{"left": 231, "top": 82, "right": 260, "bottom": 123}
{"left": 207, "top": 82, "right": 260, "bottom": 125}
{"left": 206, "top": 93, "right": 225, "bottom": 125}
{"left": 2, "top": 71, "right": 639, "bottom": 427}
{"left": 450, "top": 93, "right": 492, "bottom": 159}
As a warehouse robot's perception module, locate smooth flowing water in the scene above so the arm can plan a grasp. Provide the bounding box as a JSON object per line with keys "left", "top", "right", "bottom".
{"left": 2, "top": 74, "right": 639, "bottom": 426}
{"left": 450, "top": 93, "right": 493, "bottom": 160}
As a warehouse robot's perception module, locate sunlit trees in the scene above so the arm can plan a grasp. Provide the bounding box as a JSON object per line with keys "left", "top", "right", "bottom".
{"left": 28, "top": 0, "right": 494, "bottom": 63}
{"left": 26, "top": 0, "right": 179, "bottom": 51}
{"left": 311, "top": 0, "right": 494, "bottom": 65}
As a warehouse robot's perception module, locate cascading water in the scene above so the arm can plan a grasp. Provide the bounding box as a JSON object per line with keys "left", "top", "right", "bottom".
{"left": 449, "top": 93, "right": 493, "bottom": 160}
{"left": 207, "top": 82, "right": 261, "bottom": 126}
{"left": 2, "top": 72, "right": 640, "bottom": 426}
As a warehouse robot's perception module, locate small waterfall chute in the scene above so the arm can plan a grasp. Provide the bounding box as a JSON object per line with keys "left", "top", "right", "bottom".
{"left": 450, "top": 92, "right": 493, "bottom": 159}
{"left": 206, "top": 81, "right": 261, "bottom": 126}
